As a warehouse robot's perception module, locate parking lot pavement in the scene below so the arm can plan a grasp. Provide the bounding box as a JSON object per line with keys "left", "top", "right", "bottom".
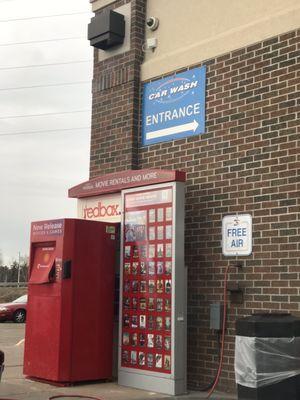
{"left": 0, "top": 323, "right": 236, "bottom": 400}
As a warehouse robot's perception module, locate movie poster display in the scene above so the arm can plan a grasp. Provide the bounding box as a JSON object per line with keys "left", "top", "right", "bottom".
{"left": 121, "top": 187, "right": 173, "bottom": 374}
{"left": 119, "top": 182, "right": 186, "bottom": 395}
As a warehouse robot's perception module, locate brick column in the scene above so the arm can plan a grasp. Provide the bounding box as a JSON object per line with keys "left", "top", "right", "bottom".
{"left": 89, "top": 0, "right": 146, "bottom": 178}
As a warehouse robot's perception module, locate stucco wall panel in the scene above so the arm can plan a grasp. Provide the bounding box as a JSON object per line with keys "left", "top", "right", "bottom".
{"left": 142, "top": 0, "right": 300, "bottom": 80}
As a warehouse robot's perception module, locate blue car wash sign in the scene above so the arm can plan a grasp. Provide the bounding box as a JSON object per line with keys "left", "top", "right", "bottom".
{"left": 142, "top": 66, "right": 206, "bottom": 146}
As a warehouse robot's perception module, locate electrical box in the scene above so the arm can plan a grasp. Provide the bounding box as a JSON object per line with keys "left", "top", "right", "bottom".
{"left": 210, "top": 303, "right": 223, "bottom": 330}
{"left": 146, "top": 37, "right": 157, "bottom": 50}
{"left": 88, "top": 9, "right": 125, "bottom": 50}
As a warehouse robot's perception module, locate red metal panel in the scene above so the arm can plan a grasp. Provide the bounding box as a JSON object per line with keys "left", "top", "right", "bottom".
{"left": 69, "top": 219, "right": 116, "bottom": 381}
{"left": 68, "top": 169, "right": 186, "bottom": 198}
{"left": 24, "top": 220, "right": 65, "bottom": 381}
{"left": 24, "top": 218, "right": 117, "bottom": 384}
{"left": 24, "top": 294, "right": 62, "bottom": 379}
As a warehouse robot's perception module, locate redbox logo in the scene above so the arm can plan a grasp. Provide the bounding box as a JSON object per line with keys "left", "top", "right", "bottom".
{"left": 83, "top": 202, "right": 121, "bottom": 219}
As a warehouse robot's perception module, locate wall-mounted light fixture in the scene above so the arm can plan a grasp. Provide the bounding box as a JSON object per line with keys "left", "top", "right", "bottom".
{"left": 88, "top": 9, "right": 125, "bottom": 50}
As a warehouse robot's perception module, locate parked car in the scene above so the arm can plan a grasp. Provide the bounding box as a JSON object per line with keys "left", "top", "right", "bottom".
{"left": 0, "top": 294, "right": 27, "bottom": 323}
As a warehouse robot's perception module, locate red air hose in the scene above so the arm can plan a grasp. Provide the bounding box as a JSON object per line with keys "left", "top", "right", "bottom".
{"left": 206, "top": 265, "right": 230, "bottom": 399}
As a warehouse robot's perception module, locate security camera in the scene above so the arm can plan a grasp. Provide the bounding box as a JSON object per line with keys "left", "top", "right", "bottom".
{"left": 146, "top": 17, "right": 159, "bottom": 31}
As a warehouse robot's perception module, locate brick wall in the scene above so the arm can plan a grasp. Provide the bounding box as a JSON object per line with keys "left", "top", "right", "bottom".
{"left": 139, "top": 29, "right": 300, "bottom": 391}
{"left": 89, "top": 0, "right": 146, "bottom": 178}
{"left": 90, "top": 5, "right": 300, "bottom": 390}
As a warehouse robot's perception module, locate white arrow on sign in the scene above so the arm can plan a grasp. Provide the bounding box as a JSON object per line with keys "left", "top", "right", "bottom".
{"left": 146, "top": 119, "right": 199, "bottom": 140}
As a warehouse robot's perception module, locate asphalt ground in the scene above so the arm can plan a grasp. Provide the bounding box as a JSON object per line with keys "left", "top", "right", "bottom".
{"left": 0, "top": 323, "right": 236, "bottom": 400}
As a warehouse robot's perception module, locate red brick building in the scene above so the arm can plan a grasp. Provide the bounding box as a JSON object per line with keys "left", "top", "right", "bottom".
{"left": 87, "top": 0, "right": 300, "bottom": 392}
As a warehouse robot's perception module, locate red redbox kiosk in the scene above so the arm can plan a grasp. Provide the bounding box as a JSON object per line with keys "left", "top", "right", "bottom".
{"left": 24, "top": 218, "right": 117, "bottom": 384}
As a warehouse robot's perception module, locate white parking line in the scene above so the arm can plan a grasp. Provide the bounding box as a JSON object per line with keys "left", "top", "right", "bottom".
{"left": 15, "top": 338, "right": 25, "bottom": 346}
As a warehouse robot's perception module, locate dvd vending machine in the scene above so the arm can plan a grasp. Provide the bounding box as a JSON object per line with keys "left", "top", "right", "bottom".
{"left": 24, "top": 218, "right": 117, "bottom": 384}
{"left": 118, "top": 182, "right": 186, "bottom": 395}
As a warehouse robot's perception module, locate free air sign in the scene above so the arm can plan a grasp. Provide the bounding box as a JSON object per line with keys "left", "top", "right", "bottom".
{"left": 222, "top": 214, "right": 252, "bottom": 256}
{"left": 142, "top": 66, "right": 206, "bottom": 146}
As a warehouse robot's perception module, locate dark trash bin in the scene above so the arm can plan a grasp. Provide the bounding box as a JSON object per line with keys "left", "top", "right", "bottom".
{"left": 235, "top": 313, "right": 300, "bottom": 400}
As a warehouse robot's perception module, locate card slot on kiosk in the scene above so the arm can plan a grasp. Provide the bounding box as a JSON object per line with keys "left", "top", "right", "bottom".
{"left": 29, "top": 244, "right": 56, "bottom": 284}
{"left": 62, "top": 260, "right": 72, "bottom": 279}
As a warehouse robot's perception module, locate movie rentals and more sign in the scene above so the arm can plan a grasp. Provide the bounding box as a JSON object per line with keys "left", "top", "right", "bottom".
{"left": 69, "top": 170, "right": 185, "bottom": 199}
{"left": 142, "top": 66, "right": 206, "bottom": 146}
{"left": 222, "top": 214, "right": 252, "bottom": 256}
{"left": 77, "top": 193, "right": 122, "bottom": 223}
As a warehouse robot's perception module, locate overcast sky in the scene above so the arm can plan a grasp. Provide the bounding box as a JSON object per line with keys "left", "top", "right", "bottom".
{"left": 0, "top": 0, "right": 93, "bottom": 264}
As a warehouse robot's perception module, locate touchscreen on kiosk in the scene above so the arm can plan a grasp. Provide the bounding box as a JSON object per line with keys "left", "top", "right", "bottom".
{"left": 29, "top": 245, "right": 56, "bottom": 284}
